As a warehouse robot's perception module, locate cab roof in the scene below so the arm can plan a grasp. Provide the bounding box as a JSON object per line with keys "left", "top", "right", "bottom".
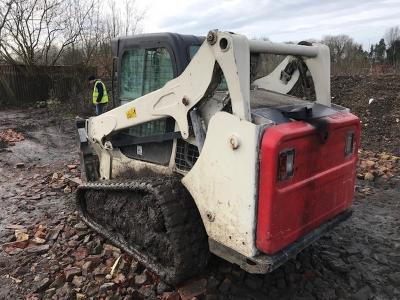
{"left": 111, "top": 32, "right": 205, "bottom": 58}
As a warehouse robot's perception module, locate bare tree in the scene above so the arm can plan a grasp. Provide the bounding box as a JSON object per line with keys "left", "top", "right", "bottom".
{"left": 106, "top": 0, "right": 144, "bottom": 39}
{"left": 385, "top": 26, "right": 400, "bottom": 47}
{"left": 124, "top": 0, "right": 132, "bottom": 36}
{"left": 0, "top": 0, "right": 145, "bottom": 67}
{"left": 322, "top": 35, "right": 355, "bottom": 62}
{"left": 385, "top": 26, "right": 400, "bottom": 71}
{"left": 0, "top": 0, "right": 93, "bottom": 65}
{"left": 322, "top": 35, "right": 369, "bottom": 75}
{"left": 123, "top": 0, "right": 144, "bottom": 36}
{"left": 76, "top": 0, "right": 106, "bottom": 65}
{"left": 0, "top": 0, "right": 14, "bottom": 39}
{"left": 107, "top": 0, "right": 120, "bottom": 39}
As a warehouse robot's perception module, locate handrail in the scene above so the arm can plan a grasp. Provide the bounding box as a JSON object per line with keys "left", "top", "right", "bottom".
{"left": 249, "top": 40, "right": 318, "bottom": 57}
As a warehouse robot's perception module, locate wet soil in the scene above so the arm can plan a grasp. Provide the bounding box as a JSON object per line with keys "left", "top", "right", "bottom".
{"left": 0, "top": 76, "right": 399, "bottom": 299}
{"left": 331, "top": 74, "right": 400, "bottom": 156}
{"left": 0, "top": 109, "right": 78, "bottom": 299}
{"left": 0, "top": 108, "right": 76, "bottom": 234}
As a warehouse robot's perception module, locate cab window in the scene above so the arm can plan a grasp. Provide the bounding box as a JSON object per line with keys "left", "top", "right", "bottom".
{"left": 119, "top": 47, "right": 174, "bottom": 137}
{"left": 120, "top": 47, "right": 174, "bottom": 103}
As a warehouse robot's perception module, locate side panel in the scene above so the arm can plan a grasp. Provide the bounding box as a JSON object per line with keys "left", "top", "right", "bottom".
{"left": 110, "top": 149, "right": 173, "bottom": 178}
{"left": 257, "top": 112, "right": 360, "bottom": 254}
{"left": 182, "top": 112, "right": 260, "bottom": 257}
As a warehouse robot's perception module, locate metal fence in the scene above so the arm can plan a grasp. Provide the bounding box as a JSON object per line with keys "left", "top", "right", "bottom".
{"left": 0, "top": 64, "right": 96, "bottom": 107}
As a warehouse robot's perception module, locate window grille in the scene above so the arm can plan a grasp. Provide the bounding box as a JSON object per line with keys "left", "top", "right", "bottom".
{"left": 175, "top": 139, "right": 199, "bottom": 172}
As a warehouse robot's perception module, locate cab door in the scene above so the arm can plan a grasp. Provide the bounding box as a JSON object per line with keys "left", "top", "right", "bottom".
{"left": 116, "top": 46, "right": 176, "bottom": 165}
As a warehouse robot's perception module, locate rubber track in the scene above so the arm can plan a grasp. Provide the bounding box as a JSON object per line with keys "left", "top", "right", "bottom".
{"left": 76, "top": 177, "right": 209, "bottom": 284}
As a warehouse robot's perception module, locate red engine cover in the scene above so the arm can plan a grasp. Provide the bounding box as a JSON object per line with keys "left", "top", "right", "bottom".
{"left": 256, "top": 112, "right": 360, "bottom": 254}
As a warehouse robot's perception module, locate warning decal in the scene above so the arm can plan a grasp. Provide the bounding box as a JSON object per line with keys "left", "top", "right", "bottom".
{"left": 126, "top": 107, "right": 137, "bottom": 119}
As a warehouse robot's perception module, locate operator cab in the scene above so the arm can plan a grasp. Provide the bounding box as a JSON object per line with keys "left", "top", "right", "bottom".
{"left": 112, "top": 33, "right": 205, "bottom": 106}
{"left": 111, "top": 33, "right": 204, "bottom": 166}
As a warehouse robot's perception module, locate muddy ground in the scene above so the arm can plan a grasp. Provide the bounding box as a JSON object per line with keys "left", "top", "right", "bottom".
{"left": 0, "top": 75, "right": 399, "bottom": 300}
{"left": 331, "top": 74, "right": 400, "bottom": 156}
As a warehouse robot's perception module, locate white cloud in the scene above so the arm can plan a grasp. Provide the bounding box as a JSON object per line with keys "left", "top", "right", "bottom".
{"left": 136, "top": 0, "right": 400, "bottom": 48}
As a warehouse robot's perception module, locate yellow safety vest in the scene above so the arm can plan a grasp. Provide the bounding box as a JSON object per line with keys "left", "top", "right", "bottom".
{"left": 92, "top": 80, "right": 109, "bottom": 104}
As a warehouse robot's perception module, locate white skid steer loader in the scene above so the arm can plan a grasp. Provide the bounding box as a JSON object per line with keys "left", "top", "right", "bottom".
{"left": 76, "top": 30, "right": 360, "bottom": 284}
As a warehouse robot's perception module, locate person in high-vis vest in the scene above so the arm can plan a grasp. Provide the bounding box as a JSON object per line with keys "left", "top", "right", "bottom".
{"left": 88, "top": 75, "right": 109, "bottom": 115}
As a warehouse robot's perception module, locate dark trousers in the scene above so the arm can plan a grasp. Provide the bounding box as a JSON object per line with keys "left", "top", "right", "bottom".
{"left": 95, "top": 103, "right": 106, "bottom": 115}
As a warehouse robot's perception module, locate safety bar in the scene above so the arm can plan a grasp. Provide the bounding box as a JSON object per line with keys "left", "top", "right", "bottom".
{"left": 249, "top": 40, "right": 318, "bottom": 57}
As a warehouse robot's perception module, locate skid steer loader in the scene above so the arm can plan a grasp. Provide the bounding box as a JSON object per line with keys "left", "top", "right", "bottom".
{"left": 76, "top": 30, "right": 360, "bottom": 284}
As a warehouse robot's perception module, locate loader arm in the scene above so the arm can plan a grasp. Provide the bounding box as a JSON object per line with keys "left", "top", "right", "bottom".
{"left": 86, "top": 30, "right": 331, "bottom": 180}
{"left": 87, "top": 31, "right": 329, "bottom": 146}
{"left": 88, "top": 32, "right": 251, "bottom": 145}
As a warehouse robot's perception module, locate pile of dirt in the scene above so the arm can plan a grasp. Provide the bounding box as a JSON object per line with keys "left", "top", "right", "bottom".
{"left": 357, "top": 149, "right": 400, "bottom": 185}
{"left": 0, "top": 129, "right": 25, "bottom": 146}
{"left": 331, "top": 74, "right": 400, "bottom": 155}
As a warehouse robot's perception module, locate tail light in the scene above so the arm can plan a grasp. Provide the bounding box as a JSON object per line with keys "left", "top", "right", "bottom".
{"left": 345, "top": 132, "right": 355, "bottom": 156}
{"left": 278, "top": 149, "right": 295, "bottom": 181}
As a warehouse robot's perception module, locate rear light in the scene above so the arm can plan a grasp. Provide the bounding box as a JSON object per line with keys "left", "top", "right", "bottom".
{"left": 278, "top": 149, "right": 295, "bottom": 181}
{"left": 345, "top": 132, "right": 355, "bottom": 156}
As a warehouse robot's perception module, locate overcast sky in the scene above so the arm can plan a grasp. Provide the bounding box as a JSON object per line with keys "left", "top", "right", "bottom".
{"left": 134, "top": 0, "right": 400, "bottom": 49}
